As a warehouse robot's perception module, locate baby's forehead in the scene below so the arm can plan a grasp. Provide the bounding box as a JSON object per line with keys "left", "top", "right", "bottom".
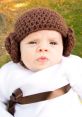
{"left": 21, "top": 30, "right": 62, "bottom": 42}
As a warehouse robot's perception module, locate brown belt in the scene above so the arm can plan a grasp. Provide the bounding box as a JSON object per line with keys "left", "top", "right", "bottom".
{"left": 7, "top": 84, "right": 71, "bottom": 115}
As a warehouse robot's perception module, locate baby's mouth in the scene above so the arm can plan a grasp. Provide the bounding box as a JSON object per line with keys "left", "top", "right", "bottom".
{"left": 36, "top": 56, "right": 48, "bottom": 62}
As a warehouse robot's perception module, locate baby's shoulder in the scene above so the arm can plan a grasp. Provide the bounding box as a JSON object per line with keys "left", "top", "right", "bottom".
{"left": 62, "top": 54, "right": 82, "bottom": 72}
{"left": 63, "top": 54, "right": 82, "bottom": 65}
{"left": 0, "top": 61, "right": 18, "bottom": 70}
{"left": 0, "top": 61, "right": 22, "bottom": 75}
{"left": 68, "top": 54, "right": 82, "bottom": 61}
{"left": 0, "top": 61, "right": 29, "bottom": 77}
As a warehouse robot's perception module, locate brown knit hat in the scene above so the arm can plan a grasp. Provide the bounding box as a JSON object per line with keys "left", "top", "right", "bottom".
{"left": 5, "top": 7, "right": 75, "bottom": 63}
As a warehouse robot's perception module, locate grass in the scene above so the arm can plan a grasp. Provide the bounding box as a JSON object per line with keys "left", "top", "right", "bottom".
{"left": 0, "top": 0, "right": 82, "bottom": 67}
{"left": 0, "top": 54, "right": 10, "bottom": 67}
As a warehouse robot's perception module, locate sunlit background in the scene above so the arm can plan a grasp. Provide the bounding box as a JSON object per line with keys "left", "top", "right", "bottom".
{"left": 0, "top": 0, "right": 82, "bottom": 66}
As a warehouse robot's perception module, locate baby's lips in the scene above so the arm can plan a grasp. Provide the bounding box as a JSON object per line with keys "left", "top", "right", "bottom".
{"left": 36, "top": 56, "right": 48, "bottom": 62}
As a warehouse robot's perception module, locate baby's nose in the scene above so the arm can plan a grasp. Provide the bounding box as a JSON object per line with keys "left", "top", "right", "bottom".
{"left": 36, "top": 42, "right": 49, "bottom": 52}
{"left": 38, "top": 48, "right": 48, "bottom": 52}
{"left": 37, "top": 44, "right": 48, "bottom": 52}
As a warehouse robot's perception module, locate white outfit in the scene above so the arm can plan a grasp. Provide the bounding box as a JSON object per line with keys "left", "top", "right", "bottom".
{"left": 0, "top": 54, "right": 82, "bottom": 117}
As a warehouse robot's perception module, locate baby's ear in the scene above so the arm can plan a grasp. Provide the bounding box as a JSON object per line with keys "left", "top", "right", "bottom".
{"left": 63, "top": 27, "right": 75, "bottom": 56}
{"left": 5, "top": 32, "right": 20, "bottom": 63}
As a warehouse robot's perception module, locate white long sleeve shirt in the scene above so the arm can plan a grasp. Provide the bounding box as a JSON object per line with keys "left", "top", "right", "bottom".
{"left": 0, "top": 54, "right": 82, "bottom": 117}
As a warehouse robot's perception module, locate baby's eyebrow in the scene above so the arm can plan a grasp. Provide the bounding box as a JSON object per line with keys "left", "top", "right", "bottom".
{"left": 48, "top": 38, "right": 57, "bottom": 41}
{"left": 28, "top": 38, "right": 39, "bottom": 41}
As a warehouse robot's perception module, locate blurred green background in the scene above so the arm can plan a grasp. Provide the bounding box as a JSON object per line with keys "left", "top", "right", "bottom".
{"left": 0, "top": 0, "right": 82, "bottom": 67}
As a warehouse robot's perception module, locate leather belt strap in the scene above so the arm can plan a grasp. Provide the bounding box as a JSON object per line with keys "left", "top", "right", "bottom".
{"left": 7, "top": 84, "right": 71, "bottom": 115}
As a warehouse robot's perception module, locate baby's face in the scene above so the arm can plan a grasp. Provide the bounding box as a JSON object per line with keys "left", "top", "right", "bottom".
{"left": 20, "top": 30, "right": 63, "bottom": 71}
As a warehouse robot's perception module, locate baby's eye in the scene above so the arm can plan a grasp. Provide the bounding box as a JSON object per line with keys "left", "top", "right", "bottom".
{"left": 50, "top": 42, "right": 57, "bottom": 45}
{"left": 28, "top": 41, "right": 37, "bottom": 44}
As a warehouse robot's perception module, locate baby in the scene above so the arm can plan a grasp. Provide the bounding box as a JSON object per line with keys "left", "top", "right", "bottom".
{"left": 0, "top": 7, "right": 82, "bottom": 117}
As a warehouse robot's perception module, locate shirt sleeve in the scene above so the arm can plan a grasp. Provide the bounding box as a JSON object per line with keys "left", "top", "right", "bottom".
{"left": 66, "top": 55, "right": 82, "bottom": 99}
{"left": 0, "top": 64, "right": 14, "bottom": 117}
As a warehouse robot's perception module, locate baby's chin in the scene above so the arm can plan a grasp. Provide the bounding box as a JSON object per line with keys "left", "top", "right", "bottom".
{"left": 29, "top": 64, "right": 56, "bottom": 72}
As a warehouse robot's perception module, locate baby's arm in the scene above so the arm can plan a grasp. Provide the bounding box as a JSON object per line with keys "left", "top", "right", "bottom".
{"left": 0, "top": 66, "right": 14, "bottom": 117}
{"left": 67, "top": 55, "right": 82, "bottom": 99}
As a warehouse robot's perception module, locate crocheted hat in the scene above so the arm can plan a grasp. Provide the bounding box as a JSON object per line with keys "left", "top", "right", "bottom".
{"left": 5, "top": 7, "right": 75, "bottom": 63}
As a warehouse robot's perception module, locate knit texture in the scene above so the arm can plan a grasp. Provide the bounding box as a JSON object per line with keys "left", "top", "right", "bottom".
{"left": 15, "top": 8, "right": 68, "bottom": 42}
{"left": 5, "top": 7, "right": 75, "bottom": 63}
